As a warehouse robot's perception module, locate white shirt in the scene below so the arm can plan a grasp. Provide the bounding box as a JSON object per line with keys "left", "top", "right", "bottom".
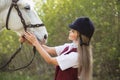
{"left": 55, "top": 43, "right": 79, "bottom": 71}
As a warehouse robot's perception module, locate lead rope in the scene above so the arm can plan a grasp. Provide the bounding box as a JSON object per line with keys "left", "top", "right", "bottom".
{"left": 0, "top": 43, "right": 36, "bottom": 71}
{"left": 9, "top": 46, "right": 36, "bottom": 71}
{"left": 0, "top": 43, "right": 22, "bottom": 71}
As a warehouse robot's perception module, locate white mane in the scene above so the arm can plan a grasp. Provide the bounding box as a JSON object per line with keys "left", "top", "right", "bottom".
{"left": 0, "top": 0, "right": 11, "bottom": 11}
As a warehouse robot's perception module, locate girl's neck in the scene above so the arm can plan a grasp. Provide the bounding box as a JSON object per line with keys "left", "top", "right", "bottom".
{"left": 73, "top": 40, "right": 78, "bottom": 46}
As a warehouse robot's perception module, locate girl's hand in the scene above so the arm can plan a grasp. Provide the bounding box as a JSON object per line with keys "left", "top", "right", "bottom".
{"left": 24, "top": 32, "right": 39, "bottom": 46}
{"left": 19, "top": 36, "right": 26, "bottom": 43}
{"left": 19, "top": 35, "right": 32, "bottom": 45}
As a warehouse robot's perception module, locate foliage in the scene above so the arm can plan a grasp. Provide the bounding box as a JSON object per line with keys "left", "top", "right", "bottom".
{"left": 0, "top": 0, "right": 119, "bottom": 80}
{"left": 0, "top": 72, "right": 36, "bottom": 80}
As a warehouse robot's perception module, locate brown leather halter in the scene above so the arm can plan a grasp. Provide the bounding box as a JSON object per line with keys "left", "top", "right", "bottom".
{"left": 0, "top": 0, "right": 44, "bottom": 71}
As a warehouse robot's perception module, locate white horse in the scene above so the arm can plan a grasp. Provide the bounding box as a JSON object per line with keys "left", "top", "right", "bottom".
{"left": 0, "top": 0, "right": 48, "bottom": 43}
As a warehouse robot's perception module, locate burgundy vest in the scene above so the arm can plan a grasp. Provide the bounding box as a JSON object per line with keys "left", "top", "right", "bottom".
{"left": 54, "top": 46, "right": 78, "bottom": 80}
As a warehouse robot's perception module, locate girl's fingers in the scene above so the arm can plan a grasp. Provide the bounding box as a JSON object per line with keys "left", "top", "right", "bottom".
{"left": 26, "top": 31, "right": 33, "bottom": 36}
{"left": 24, "top": 32, "right": 34, "bottom": 38}
{"left": 24, "top": 32, "right": 31, "bottom": 38}
{"left": 19, "top": 36, "right": 26, "bottom": 43}
{"left": 24, "top": 32, "right": 29, "bottom": 36}
{"left": 24, "top": 31, "right": 37, "bottom": 43}
{"left": 21, "top": 32, "right": 40, "bottom": 46}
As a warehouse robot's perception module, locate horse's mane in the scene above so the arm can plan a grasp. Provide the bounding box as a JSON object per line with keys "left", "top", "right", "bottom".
{"left": 0, "top": 0, "right": 11, "bottom": 11}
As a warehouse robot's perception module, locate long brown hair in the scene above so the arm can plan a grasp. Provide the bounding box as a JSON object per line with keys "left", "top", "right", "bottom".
{"left": 77, "top": 32, "right": 93, "bottom": 80}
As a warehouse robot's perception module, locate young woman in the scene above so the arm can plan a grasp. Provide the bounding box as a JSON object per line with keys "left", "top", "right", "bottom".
{"left": 20, "top": 17, "right": 95, "bottom": 80}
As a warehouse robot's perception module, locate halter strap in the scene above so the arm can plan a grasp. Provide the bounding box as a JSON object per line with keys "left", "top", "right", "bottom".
{"left": 6, "top": 2, "right": 14, "bottom": 30}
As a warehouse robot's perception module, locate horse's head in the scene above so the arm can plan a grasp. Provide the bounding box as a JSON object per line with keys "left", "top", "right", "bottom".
{"left": 0, "top": 0, "right": 48, "bottom": 43}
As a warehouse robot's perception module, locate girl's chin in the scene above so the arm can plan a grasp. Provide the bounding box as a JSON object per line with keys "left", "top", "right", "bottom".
{"left": 68, "top": 38, "right": 73, "bottom": 41}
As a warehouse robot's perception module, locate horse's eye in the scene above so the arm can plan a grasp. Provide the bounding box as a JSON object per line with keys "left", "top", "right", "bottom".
{"left": 24, "top": 5, "right": 30, "bottom": 10}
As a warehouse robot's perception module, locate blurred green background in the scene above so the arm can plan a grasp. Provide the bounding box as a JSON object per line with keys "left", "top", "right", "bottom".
{"left": 0, "top": 0, "right": 119, "bottom": 80}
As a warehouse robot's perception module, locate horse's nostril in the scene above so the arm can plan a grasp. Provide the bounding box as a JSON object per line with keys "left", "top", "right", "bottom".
{"left": 44, "top": 34, "right": 47, "bottom": 39}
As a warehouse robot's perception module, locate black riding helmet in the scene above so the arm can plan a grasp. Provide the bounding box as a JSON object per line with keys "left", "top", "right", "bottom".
{"left": 69, "top": 17, "right": 95, "bottom": 46}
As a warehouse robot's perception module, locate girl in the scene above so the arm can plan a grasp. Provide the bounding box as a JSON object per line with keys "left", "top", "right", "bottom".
{"left": 20, "top": 17, "right": 95, "bottom": 80}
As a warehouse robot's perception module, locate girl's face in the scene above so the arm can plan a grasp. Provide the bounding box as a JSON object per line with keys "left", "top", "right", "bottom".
{"left": 68, "top": 29, "right": 78, "bottom": 41}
